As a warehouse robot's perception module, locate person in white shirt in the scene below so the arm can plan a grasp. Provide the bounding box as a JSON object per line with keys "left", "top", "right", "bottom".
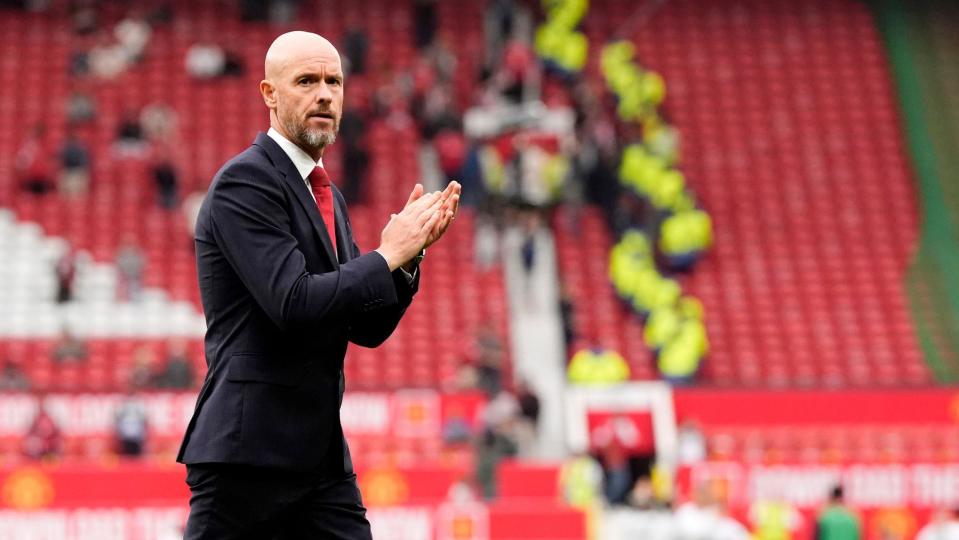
{"left": 917, "top": 509, "right": 959, "bottom": 540}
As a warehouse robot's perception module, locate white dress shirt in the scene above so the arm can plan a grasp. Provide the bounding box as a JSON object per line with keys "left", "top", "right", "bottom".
{"left": 268, "top": 127, "right": 323, "bottom": 202}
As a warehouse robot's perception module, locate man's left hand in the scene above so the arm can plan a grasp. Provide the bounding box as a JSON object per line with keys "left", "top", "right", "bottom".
{"left": 424, "top": 181, "right": 460, "bottom": 249}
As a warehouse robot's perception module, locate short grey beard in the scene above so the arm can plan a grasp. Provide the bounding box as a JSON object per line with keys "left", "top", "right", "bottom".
{"left": 279, "top": 112, "right": 337, "bottom": 151}
{"left": 300, "top": 128, "right": 336, "bottom": 148}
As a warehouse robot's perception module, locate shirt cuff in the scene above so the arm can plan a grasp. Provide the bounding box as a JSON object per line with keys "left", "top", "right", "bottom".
{"left": 372, "top": 249, "right": 420, "bottom": 285}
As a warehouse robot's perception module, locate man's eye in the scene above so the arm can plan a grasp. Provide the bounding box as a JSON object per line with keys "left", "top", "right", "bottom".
{"left": 298, "top": 79, "right": 310, "bottom": 85}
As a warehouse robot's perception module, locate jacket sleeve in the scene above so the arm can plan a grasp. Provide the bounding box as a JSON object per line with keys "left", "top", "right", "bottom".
{"left": 209, "top": 165, "right": 399, "bottom": 332}
{"left": 344, "top": 214, "right": 420, "bottom": 348}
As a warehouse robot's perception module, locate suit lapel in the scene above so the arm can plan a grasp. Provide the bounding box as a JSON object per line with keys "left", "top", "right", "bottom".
{"left": 253, "top": 133, "right": 338, "bottom": 268}
{"left": 332, "top": 185, "right": 352, "bottom": 263}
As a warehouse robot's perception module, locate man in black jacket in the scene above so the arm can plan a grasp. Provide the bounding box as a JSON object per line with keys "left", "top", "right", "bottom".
{"left": 178, "top": 31, "right": 459, "bottom": 539}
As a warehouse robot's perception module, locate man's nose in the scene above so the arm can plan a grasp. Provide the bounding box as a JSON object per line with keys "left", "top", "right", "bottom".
{"left": 315, "top": 83, "right": 333, "bottom": 104}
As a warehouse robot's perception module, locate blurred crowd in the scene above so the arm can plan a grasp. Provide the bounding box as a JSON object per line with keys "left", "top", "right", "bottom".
{"left": 11, "top": 335, "right": 196, "bottom": 461}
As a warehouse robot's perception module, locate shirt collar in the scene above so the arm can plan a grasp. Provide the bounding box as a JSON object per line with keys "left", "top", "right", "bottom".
{"left": 267, "top": 127, "right": 324, "bottom": 179}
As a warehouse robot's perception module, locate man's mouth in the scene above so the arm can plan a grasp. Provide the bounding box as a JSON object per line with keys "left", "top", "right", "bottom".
{"left": 310, "top": 112, "right": 334, "bottom": 120}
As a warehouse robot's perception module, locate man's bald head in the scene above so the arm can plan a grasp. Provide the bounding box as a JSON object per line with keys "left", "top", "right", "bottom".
{"left": 264, "top": 31, "right": 340, "bottom": 80}
{"left": 260, "top": 31, "right": 344, "bottom": 159}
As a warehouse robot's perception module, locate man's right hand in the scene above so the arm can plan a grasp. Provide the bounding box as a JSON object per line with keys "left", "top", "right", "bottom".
{"left": 375, "top": 184, "right": 444, "bottom": 271}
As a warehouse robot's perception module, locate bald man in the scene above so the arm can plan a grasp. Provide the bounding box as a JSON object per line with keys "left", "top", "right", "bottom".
{"left": 177, "top": 32, "right": 460, "bottom": 539}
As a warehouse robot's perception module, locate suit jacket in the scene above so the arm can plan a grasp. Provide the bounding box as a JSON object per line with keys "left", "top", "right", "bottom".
{"left": 177, "top": 132, "right": 418, "bottom": 471}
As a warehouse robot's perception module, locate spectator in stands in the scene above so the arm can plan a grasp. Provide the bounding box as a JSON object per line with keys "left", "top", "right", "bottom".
{"left": 599, "top": 440, "right": 633, "bottom": 505}
{"left": 114, "top": 15, "right": 151, "bottom": 64}
{"left": 750, "top": 497, "right": 803, "bottom": 540}
{"left": 373, "top": 72, "right": 415, "bottom": 131}
{"left": 117, "top": 110, "right": 144, "bottom": 142}
{"left": 433, "top": 128, "right": 467, "bottom": 185}
{"left": 659, "top": 209, "right": 713, "bottom": 271}
{"left": 441, "top": 402, "right": 473, "bottom": 445}
{"left": 152, "top": 143, "right": 179, "bottom": 210}
{"left": 155, "top": 338, "right": 195, "bottom": 389}
{"left": 677, "top": 418, "right": 707, "bottom": 465}
{"left": 816, "top": 485, "right": 862, "bottom": 540}
{"left": 412, "top": 0, "right": 437, "bottom": 49}
{"left": 185, "top": 43, "right": 224, "bottom": 79}
{"left": 483, "top": 0, "right": 531, "bottom": 73}
{"left": 446, "top": 359, "right": 479, "bottom": 392}
{"left": 626, "top": 476, "right": 662, "bottom": 510}
{"left": 416, "top": 84, "right": 459, "bottom": 140}
{"left": 52, "top": 329, "right": 87, "bottom": 363}
{"left": 519, "top": 210, "right": 539, "bottom": 282}
{"left": 89, "top": 34, "right": 132, "bottom": 80}
{"left": 54, "top": 247, "right": 78, "bottom": 303}
{"left": 644, "top": 306, "right": 680, "bottom": 353}
{"left": 185, "top": 43, "right": 244, "bottom": 80}
{"left": 58, "top": 131, "right": 90, "bottom": 198}
{"left": 475, "top": 322, "right": 505, "bottom": 396}
{"left": 917, "top": 508, "right": 959, "bottom": 540}
{"left": 338, "top": 103, "right": 369, "bottom": 204}
{"left": 114, "top": 110, "right": 148, "bottom": 158}
{"left": 22, "top": 402, "right": 62, "bottom": 460}
{"left": 675, "top": 483, "right": 719, "bottom": 540}
{"left": 116, "top": 234, "right": 145, "bottom": 301}
{"left": 426, "top": 38, "right": 457, "bottom": 86}
{"left": 657, "top": 315, "right": 708, "bottom": 385}
{"left": 65, "top": 90, "right": 97, "bottom": 124}
{"left": 559, "top": 451, "right": 604, "bottom": 510}
{"left": 268, "top": 0, "right": 298, "bottom": 24}
{"left": 70, "top": 1, "right": 98, "bottom": 35}
{"left": 16, "top": 124, "right": 53, "bottom": 195}
{"left": 714, "top": 502, "right": 753, "bottom": 540}
{"left": 446, "top": 478, "right": 478, "bottom": 503}
{"left": 0, "top": 360, "right": 30, "bottom": 391}
{"left": 558, "top": 281, "right": 577, "bottom": 355}
{"left": 69, "top": 49, "right": 90, "bottom": 77}
{"left": 115, "top": 392, "right": 149, "bottom": 457}
{"left": 128, "top": 345, "right": 158, "bottom": 389}
{"left": 141, "top": 102, "right": 177, "bottom": 142}
{"left": 643, "top": 114, "right": 680, "bottom": 167}
{"left": 240, "top": 0, "right": 268, "bottom": 21}
{"left": 476, "top": 389, "right": 520, "bottom": 498}
{"left": 514, "top": 380, "right": 540, "bottom": 456}
{"left": 342, "top": 26, "right": 368, "bottom": 75}
{"left": 567, "top": 344, "right": 630, "bottom": 385}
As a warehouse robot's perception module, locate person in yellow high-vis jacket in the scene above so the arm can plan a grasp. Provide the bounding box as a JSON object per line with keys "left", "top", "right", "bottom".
{"left": 660, "top": 209, "right": 713, "bottom": 271}
{"left": 568, "top": 346, "right": 630, "bottom": 385}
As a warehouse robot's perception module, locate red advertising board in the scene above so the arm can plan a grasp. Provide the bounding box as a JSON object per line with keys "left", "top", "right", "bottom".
{"left": 678, "top": 462, "right": 959, "bottom": 509}
{"left": 0, "top": 463, "right": 478, "bottom": 510}
{"left": 0, "top": 464, "right": 584, "bottom": 540}
{"left": 0, "top": 391, "right": 486, "bottom": 439}
{"left": 673, "top": 389, "right": 959, "bottom": 425}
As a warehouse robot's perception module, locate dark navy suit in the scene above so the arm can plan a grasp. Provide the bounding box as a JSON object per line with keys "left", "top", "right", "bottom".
{"left": 178, "top": 132, "right": 416, "bottom": 539}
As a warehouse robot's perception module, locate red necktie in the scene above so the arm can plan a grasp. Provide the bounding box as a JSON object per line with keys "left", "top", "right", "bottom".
{"left": 308, "top": 166, "right": 337, "bottom": 256}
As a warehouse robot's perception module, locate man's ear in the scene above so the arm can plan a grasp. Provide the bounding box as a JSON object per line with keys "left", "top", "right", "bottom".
{"left": 260, "top": 80, "right": 276, "bottom": 109}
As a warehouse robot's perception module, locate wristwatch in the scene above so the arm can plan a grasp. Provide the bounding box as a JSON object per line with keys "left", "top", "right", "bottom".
{"left": 411, "top": 249, "right": 426, "bottom": 267}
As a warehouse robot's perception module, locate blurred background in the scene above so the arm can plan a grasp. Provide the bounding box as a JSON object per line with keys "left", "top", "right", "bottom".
{"left": 0, "top": 0, "right": 957, "bottom": 538}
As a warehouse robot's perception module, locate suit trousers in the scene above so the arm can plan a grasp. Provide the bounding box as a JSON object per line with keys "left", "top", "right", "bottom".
{"left": 183, "top": 462, "right": 373, "bottom": 540}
